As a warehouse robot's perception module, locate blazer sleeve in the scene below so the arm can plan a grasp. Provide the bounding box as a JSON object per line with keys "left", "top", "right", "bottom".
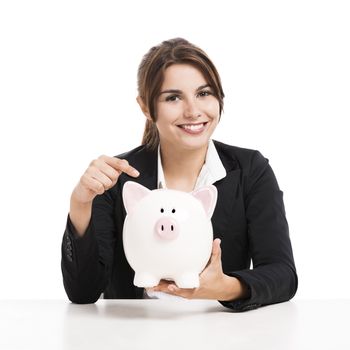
{"left": 219, "top": 151, "right": 298, "bottom": 311}
{"left": 61, "top": 187, "right": 118, "bottom": 304}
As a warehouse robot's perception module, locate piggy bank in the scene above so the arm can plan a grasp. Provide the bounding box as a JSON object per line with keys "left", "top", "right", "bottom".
{"left": 122, "top": 181, "right": 218, "bottom": 288}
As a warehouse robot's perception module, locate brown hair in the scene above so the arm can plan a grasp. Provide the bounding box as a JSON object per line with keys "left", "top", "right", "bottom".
{"left": 137, "top": 38, "right": 225, "bottom": 150}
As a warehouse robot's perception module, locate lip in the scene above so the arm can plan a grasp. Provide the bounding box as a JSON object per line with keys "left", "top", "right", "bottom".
{"left": 177, "top": 121, "right": 209, "bottom": 135}
{"left": 177, "top": 121, "right": 209, "bottom": 127}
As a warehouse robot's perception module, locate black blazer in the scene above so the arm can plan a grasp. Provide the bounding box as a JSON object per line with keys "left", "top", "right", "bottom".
{"left": 61, "top": 140, "right": 298, "bottom": 311}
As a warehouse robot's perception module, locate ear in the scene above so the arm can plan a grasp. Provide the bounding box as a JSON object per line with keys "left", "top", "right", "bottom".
{"left": 136, "top": 96, "right": 152, "bottom": 121}
{"left": 122, "top": 181, "right": 151, "bottom": 215}
{"left": 191, "top": 185, "right": 218, "bottom": 219}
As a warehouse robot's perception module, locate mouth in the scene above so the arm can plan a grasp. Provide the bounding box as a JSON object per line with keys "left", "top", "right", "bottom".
{"left": 177, "top": 122, "right": 209, "bottom": 135}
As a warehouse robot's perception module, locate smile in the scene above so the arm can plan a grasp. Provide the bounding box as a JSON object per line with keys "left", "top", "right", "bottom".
{"left": 177, "top": 122, "right": 208, "bottom": 134}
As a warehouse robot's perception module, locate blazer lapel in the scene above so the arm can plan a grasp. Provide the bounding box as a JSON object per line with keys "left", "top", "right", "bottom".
{"left": 211, "top": 139, "right": 244, "bottom": 237}
{"left": 212, "top": 168, "right": 242, "bottom": 238}
{"left": 120, "top": 145, "right": 158, "bottom": 190}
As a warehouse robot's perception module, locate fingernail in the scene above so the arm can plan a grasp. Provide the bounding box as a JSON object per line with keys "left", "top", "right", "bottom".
{"left": 133, "top": 170, "right": 140, "bottom": 176}
{"left": 168, "top": 285, "right": 176, "bottom": 292}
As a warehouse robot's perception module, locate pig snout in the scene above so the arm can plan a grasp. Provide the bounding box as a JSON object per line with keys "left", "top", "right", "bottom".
{"left": 155, "top": 217, "right": 179, "bottom": 240}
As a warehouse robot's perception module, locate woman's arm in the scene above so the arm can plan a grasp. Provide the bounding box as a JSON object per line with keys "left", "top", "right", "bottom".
{"left": 61, "top": 189, "right": 118, "bottom": 304}
{"left": 61, "top": 155, "right": 139, "bottom": 303}
{"left": 220, "top": 151, "right": 298, "bottom": 311}
{"left": 69, "top": 198, "right": 92, "bottom": 237}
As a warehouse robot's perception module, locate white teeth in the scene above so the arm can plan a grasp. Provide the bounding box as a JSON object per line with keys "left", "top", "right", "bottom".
{"left": 181, "top": 123, "right": 204, "bottom": 130}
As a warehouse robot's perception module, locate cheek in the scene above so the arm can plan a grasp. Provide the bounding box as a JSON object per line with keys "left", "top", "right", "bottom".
{"left": 156, "top": 104, "right": 180, "bottom": 123}
{"left": 204, "top": 98, "right": 220, "bottom": 118}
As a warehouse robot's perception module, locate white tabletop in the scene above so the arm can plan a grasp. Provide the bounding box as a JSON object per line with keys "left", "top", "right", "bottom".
{"left": 0, "top": 299, "right": 349, "bottom": 350}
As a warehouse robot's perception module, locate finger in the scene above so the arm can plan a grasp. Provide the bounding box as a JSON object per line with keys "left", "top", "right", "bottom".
{"left": 150, "top": 281, "right": 197, "bottom": 299}
{"left": 102, "top": 156, "right": 140, "bottom": 178}
{"left": 167, "top": 284, "right": 178, "bottom": 293}
{"left": 213, "top": 238, "right": 221, "bottom": 256}
{"left": 80, "top": 174, "right": 106, "bottom": 195}
{"left": 209, "top": 238, "right": 222, "bottom": 264}
{"left": 166, "top": 284, "right": 197, "bottom": 299}
{"left": 151, "top": 280, "right": 187, "bottom": 295}
{"left": 151, "top": 279, "right": 173, "bottom": 292}
{"left": 87, "top": 167, "right": 114, "bottom": 190}
{"left": 97, "top": 163, "right": 121, "bottom": 186}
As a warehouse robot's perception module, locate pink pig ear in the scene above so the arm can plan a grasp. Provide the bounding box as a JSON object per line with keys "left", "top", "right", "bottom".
{"left": 191, "top": 185, "right": 218, "bottom": 219}
{"left": 122, "top": 181, "right": 151, "bottom": 215}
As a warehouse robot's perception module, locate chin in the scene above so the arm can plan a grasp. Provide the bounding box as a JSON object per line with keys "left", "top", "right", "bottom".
{"left": 178, "top": 137, "right": 210, "bottom": 151}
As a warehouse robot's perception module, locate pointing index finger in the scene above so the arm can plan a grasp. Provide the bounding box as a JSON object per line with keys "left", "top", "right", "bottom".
{"left": 105, "top": 157, "right": 140, "bottom": 177}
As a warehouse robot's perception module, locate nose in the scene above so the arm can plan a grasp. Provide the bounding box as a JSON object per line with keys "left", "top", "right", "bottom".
{"left": 183, "top": 98, "right": 201, "bottom": 119}
{"left": 155, "top": 217, "right": 179, "bottom": 241}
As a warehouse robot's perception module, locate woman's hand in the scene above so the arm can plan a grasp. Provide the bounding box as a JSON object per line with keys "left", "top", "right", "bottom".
{"left": 69, "top": 155, "right": 139, "bottom": 236}
{"left": 148, "top": 238, "right": 249, "bottom": 301}
{"left": 71, "top": 155, "right": 140, "bottom": 205}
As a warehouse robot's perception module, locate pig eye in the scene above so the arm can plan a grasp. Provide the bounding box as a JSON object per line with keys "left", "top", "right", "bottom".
{"left": 160, "top": 208, "right": 164, "bottom": 213}
{"left": 172, "top": 209, "right": 176, "bottom": 213}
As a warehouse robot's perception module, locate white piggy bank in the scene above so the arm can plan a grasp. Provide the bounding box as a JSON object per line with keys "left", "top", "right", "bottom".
{"left": 122, "top": 181, "right": 218, "bottom": 288}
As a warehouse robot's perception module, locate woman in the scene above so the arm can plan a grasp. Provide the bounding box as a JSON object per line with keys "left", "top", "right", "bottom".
{"left": 61, "top": 38, "right": 298, "bottom": 311}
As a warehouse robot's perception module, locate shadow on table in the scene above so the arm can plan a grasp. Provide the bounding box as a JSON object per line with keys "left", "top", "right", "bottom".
{"left": 63, "top": 299, "right": 223, "bottom": 320}
{"left": 62, "top": 300, "right": 300, "bottom": 349}
{"left": 103, "top": 301, "right": 223, "bottom": 320}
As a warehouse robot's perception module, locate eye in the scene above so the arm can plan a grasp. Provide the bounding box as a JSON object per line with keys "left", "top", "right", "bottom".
{"left": 160, "top": 208, "right": 164, "bottom": 213}
{"left": 198, "top": 90, "right": 212, "bottom": 97}
{"left": 165, "top": 95, "right": 180, "bottom": 102}
{"left": 172, "top": 209, "right": 176, "bottom": 213}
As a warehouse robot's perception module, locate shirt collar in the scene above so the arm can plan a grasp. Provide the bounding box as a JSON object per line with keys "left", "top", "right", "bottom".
{"left": 157, "top": 139, "right": 226, "bottom": 190}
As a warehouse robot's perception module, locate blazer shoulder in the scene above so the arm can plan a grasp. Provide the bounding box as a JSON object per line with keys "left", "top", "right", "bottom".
{"left": 112, "top": 144, "right": 158, "bottom": 188}
{"left": 213, "top": 139, "right": 276, "bottom": 195}
{"left": 114, "top": 144, "right": 148, "bottom": 161}
{"left": 213, "top": 139, "right": 268, "bottom": 171}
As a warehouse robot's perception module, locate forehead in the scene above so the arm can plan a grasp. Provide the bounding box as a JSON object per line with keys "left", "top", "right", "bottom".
{"left": 161, "top": 64, "right": 207, "bottom": 89}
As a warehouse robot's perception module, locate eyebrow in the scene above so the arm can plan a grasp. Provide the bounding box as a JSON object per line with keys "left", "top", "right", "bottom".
{"left": 159, "top": 84, "right": 211, "bottom": 95}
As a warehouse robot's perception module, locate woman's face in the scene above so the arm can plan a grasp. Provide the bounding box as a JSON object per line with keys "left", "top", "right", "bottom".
{"left": 155, "top": 64, "right": 220, "bottom": 152}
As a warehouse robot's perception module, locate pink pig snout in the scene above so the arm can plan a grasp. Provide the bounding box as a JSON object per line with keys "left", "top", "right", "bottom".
{"left": 155, "top": 217, "right": 179, "bottom": 240}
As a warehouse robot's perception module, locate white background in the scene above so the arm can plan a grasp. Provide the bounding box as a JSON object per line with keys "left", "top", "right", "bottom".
{"left": 0, "top": 0, "right": 349, "bottom": 300}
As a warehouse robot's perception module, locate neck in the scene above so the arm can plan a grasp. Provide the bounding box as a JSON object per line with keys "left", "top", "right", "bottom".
{"left": 159, "top": 140, "right": 209, "bottom": 184}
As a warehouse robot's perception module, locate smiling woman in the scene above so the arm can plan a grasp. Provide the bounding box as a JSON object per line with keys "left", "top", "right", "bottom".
{"left": 137, "top": 38, "right": 224, "bottom": 151}
{"left": 61, "top": 38, "right": 298, "bottom": 311}
{"left": 141, "top": 64, "right": 220, "bottom": 154}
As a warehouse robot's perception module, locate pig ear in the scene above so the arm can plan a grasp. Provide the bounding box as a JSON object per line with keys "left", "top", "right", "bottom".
{"left": 191, "top": 185, "right": 218, "bottom": 219}
{"left": 122, "top": 181, "right": 151, "bottom": 215}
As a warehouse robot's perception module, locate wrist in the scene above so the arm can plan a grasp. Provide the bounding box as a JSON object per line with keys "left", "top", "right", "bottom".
{"left": 70, "top": 196, "right": 92, "bottom": 209}
{"left": 219, "top": 275, "right": 249, "bottom": 302}
{"left": 69, "top": 195, "right": 93, "bottom": 237}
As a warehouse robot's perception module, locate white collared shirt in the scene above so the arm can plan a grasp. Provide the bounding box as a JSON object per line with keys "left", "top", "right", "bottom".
{"left": 144, "top": 139, "right": 227, "bottom": 299}
{"left": 157, "top": 139, "right": 227, "bottom": 191}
